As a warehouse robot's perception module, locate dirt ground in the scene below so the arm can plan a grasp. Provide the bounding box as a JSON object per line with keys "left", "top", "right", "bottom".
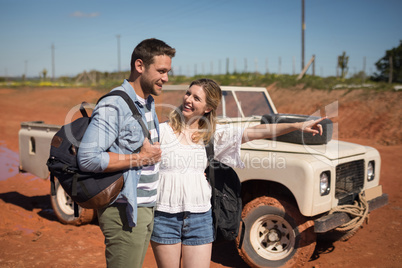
{"left": 0, "top": 85, "right": 401, "bottom": 268}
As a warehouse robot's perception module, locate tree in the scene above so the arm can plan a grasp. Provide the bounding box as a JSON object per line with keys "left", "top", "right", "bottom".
{"left": 373, "top": 40, "right": 402, "bottom": 83}
{"left": 337, "top": 51, "right": 349, "bottom": 79}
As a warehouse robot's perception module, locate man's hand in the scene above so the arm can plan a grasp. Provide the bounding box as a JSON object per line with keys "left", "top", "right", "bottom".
{"left": 137, "top": 138, "right": 161, "bottom": 166}
{"left": 104, "top": 138, "right": 161, "bottom": 172}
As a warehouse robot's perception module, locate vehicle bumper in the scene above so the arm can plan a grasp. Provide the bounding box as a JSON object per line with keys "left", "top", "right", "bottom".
{"left": 314, "top": 193, "right": 389, "bottom": 233}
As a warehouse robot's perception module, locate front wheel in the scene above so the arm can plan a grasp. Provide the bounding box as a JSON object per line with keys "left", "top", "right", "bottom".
{"left": 236, "top": 196, "right": 316, "bottom": 268}
{"left": 50, "top": 177, "right": 96, "bottom": 225}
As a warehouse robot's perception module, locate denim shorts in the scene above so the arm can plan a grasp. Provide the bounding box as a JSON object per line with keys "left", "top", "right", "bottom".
{"left": 151, "top": 209, "right": 214, "bottom": 246}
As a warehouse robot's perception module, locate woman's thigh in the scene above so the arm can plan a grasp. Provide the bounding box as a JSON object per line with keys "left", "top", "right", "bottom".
{"left": 182, "top": 243, "right": 212, "bottom": 268}
{"left": 151, "top": 241, "right": 182, "bottom": 268}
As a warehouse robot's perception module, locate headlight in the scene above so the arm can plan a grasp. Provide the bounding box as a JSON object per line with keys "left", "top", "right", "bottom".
{"left": 320, "top": 171, "right": 330, "bottom": 196}
{"left": 367, "top": 161, "right": 375, "bottom": 181}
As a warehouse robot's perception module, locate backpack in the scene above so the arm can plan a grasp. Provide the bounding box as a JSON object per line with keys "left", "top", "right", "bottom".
{"left": 205, "top": 138, "right": 243, "bottom": 243}
{"left": 46, "top": 90, "right": 150, "bottom": 216}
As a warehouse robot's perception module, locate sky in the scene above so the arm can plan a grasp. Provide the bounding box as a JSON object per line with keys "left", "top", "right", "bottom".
{"left": 1, "top": 0, "right": 401, "bottom": 79}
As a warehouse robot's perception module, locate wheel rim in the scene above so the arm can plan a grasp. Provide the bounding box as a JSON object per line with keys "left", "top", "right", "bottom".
{"left": 249, "top": 214, "right": 296, "bottom": 261}
{"left": 56, "top": 184, "right": 75, "bottom": 215}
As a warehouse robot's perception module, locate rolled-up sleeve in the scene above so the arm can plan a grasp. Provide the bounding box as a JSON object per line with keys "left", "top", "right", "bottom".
{"left": 77, "top": 101, "right": 121, "bottom": 173}
{"left": 214, "top": 124, "right": 245, "bottom": 169}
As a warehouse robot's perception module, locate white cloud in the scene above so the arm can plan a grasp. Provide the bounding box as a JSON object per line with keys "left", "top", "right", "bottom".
{"left": 70, "top": 11, "right": 100, "bottom": 18}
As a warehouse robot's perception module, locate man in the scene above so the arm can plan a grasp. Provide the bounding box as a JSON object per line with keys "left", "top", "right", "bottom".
{"left": 78, "top": 38, "right": 176, "bottom": 267}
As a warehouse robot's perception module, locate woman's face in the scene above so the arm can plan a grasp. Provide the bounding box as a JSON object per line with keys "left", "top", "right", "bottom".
{"left": 182, "top": 85, "right": 211, "bottom": 122}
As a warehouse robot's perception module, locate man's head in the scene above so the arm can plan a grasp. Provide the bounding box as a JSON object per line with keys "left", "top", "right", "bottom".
{"left": 131, "top": 38, "right": 176, "bottom": 70}
{"left": 129, "top": 38, "right": 176, "bottom": 98}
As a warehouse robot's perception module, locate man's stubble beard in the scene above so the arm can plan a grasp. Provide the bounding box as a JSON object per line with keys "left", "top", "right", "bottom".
{"left": 140, "top": 74, "right": 161, "bottom": 97}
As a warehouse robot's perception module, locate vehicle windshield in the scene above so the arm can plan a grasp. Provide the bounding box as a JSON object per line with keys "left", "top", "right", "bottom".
{"left": 216, "top": 90, "right": 274, "bottom": 118}
{"left": 155, "top": 86, "right": 275, "bottom": 122}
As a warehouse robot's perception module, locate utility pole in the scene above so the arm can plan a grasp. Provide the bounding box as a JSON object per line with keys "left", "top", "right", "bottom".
{"left": 244, "top": 58, "right": 248, "bottom": 73}
{"left": 51, "top": 43, "right": 55, "bottom": 81}
{"left": 363, "top": 56, "right": 366, "bottom": 83}
{"left": 116, "top": 35, "right": 121, "bottom": 74}
{"left": 278, "top": 57, "right": 281, "bottom": 75}
{"left": 389, "top": 56, "right": 393, "bottom": 83}
{"left": 312, "top": 54, "right": 315, "bottom": 76}
{"left": 301, "top": 0, "right": 305, "bottom": 71}
{"left": 336, "top": 56, "right": 339, "bottom": 78}
{"left": 24, "top": 60, "right": 28, "bottom": 78}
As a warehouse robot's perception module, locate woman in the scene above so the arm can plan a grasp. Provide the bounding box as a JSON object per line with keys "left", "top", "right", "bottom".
{"left": 150, "top": 78, "right": 324, "bottom": 268}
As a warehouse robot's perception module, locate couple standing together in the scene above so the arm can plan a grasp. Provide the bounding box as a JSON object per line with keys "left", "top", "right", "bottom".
{"left": 77, "top": 38, "right": 324, "bottom": 268}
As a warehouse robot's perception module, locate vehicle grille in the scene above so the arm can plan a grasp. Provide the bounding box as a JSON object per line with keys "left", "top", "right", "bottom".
{"left": 335, "top": 160, "right": 365, "bottom": 204}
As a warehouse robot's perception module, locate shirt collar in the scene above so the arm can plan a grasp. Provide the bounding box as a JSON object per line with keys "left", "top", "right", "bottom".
{"left": 121, "top": 79, "right": 154, "bottom": 109}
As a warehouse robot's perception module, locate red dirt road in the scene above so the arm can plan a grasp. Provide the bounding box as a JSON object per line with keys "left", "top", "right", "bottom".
{"left": 0, "top": 86, "right": 401, "bottom": 267}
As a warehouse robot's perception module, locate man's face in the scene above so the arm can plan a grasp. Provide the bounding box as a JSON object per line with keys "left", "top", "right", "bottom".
{"left": 140, "top": 55, "right": 172, "bottom": 97}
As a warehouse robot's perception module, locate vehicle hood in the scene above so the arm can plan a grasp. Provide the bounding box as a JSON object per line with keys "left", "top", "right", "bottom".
{"left": 241, "top": 139, "right": 368, "bottom": 160}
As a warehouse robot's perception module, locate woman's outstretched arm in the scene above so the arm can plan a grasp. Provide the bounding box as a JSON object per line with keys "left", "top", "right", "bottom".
{"left": 241, "top": 117, "right": 326, "bottom": 144}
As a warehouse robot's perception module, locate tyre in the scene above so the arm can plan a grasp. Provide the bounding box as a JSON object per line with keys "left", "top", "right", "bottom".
{"left": 236, "top": 196, "right": 316, "bottom": 268}
{"left": 50, "top": 177, "right": 96, "bottom": 225}
{"left": 261, "top": 114, "right": 333, "bottom": 145}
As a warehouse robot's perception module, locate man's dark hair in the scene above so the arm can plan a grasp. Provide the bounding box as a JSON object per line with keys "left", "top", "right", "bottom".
{"left": 130, "top": 38, "right": 176, "bottom": 71}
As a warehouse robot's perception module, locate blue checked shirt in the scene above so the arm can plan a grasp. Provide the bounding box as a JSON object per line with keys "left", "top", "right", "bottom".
{"left": 77, "top": 80, "right": 160, "bottom": 227}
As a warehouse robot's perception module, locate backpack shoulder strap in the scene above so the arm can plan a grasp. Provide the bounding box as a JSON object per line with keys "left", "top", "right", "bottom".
{"left": 205, "top": 138, "right": 216, "bottom": 199}
{"left": 79, "top": 102, "right": 89, "bottom": 117}
{"left": 205, "top": 138, "right": 219, "bottom": 238}
{"left": 97, "top": 90, "right": 151, "bottom": 141}
{"left": 205, "top": 138, "right": 215, "bottom": 181}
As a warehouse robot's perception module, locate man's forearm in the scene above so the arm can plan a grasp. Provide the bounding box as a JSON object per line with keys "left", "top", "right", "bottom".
{"left": 103, "top": 152, "right": 156, "bottom": 172}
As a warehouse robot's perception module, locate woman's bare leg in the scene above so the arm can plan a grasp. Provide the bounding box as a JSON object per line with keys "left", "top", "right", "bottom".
{"left": 181, "top": 243, "right": 212, "bottom": 268}
{"left": 151, "top": 241, "right": 182, "bottom": 268}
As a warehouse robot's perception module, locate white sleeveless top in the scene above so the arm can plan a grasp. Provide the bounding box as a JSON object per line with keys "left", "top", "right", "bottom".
{"left": 156, "top": 122, "right": 244, "bottom": 214}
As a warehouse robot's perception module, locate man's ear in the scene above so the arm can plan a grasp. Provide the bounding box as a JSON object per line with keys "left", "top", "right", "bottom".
{"left": 135, "top": 59, "right": 145, "bottom": 74}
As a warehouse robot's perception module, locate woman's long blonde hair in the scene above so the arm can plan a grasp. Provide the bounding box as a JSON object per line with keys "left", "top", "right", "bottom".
{"left": 169, "top": 78, "right": 222, "bottom": 144}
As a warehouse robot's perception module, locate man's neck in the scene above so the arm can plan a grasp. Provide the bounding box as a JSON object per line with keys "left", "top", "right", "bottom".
{"left": 127, "top": 75, "right": 148, "bottom": 99}
{"left": 127, "top": 72, "right": 149, "bottom": 99}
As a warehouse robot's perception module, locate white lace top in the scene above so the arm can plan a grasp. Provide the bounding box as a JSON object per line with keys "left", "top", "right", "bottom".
{"left": 156, "top": 122, "right": 245, "bottom": 214}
